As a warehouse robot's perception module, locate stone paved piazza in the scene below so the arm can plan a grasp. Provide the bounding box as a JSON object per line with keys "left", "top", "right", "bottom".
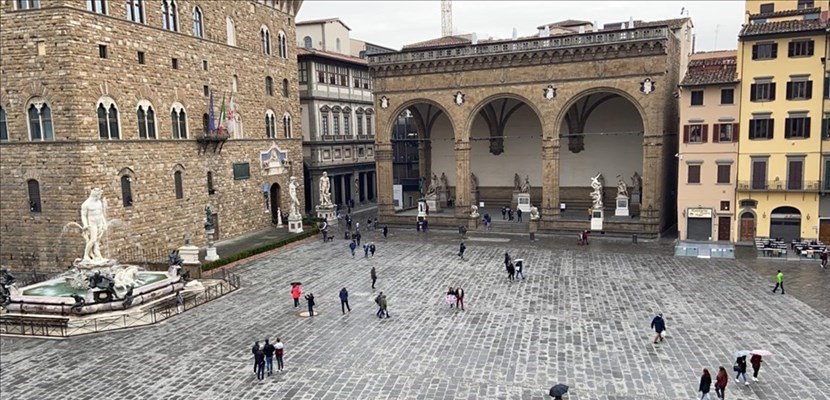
{"left": 2, "top": 230, "right": 829, "bottom": 400}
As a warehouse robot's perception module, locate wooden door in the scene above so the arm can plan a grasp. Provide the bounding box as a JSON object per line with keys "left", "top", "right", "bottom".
{"left": 740, "top": 214, "right": 755, "bottom": 241}
{"left": 819, "top": 220, "right": 830, "bottom": 245}
{"left": 718, "top": 217, "right": 731, "bottom": 241}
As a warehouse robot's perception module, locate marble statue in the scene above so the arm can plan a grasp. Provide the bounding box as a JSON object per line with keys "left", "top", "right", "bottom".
{"left": 288, "top": 176, "right": 301, "bottom": 217}
{"left": 470, "top": 173, "right": 479, "bottom": 192}
{"left": 630, "top": 172, "right": 642, "bottom": 193}
{"left": 353, "top": 177, "right": 360, "bottom": 201}
{"left": 439, "top": 172, "right": 449, "bottom": 191}
{"left": 426, "top": 172, "right": 439, "bottom": 197}
{"left": 470, "top": 204, "right": 479, "bottom": 218}
{"left": 114, "top": 265, "right": 143, "bottom": 290}
{"left": 418, "top": 176, "right": 426, "bottom": 196}
{"left": 80, "top": 188, "right": 108, "bottom": 263}
{"left": 513, "top": 173, "right": 522, "bottom": 191}
{"left": 520, "top": 176, "right": 531, "bottom": 193}
{"left": 616, "top": 175, "right": 629, "bottom": 197}
{"left": 0, "top": 268, "right": 15, "bottom": 308}
{"left": 319, "top": 171, "right": 333, "bottom": 207}
{"left": 590, "top": 173, "right": 604, "bottom": 210}
{"left": 204, "top": 206, "right": 214, "bottom": 230}
{"left": 121, "top": 286, "right": 135, "bottom": 308}
{"left": 529, "top": 206, "right": 540, "bottom": 220}
{"left": 70, "top": 294, "right": 86, "bottom": 313}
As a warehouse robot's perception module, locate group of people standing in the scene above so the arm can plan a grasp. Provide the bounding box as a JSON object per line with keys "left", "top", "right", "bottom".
{"left": 503, "top": 252, "right": 525, "bottom": 280}
{"left": 251, "top": 338, "right": 285, "bottom": 380}
{"left": 501, "top": 206, "right": 523, "bottom": 222}
{"left": 445, "top": 287, "right": 465, "bottom": 311}
{"left": 698, "top": 354, "right": 765, "bottom": 399}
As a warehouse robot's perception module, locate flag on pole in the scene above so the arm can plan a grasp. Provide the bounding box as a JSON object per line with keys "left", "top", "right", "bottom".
{"left": 208, "top": 91, "right": 216, "bottom": 135}
{"left": 218, "top": 94, "right": 226, "bottom": 135}
{"left": 226, "top": 95, "right": 236, "bottom": 135}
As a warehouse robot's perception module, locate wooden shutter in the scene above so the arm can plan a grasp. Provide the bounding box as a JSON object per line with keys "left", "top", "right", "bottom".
{"left": 748, "top": 120, "right": 756, "bottom": 139}
{"left": 788, "top": 160, "right": 804, "bottom": 190}
{"left": 769, "top": 119, "right": 774, "bottom": 139}
{"left": 701, "top": 124, "right": 709, "bottom": 143}
{"left": 683, "top": 125, "right": 690, "bottom": 143}
{"left": 750, "top": 84, "right": 757, "bottom": 101}
{"left": 786, "top": 82, "right": 793, "bottom": 100}
{"left": 769, "top": 83, "right": 776, "bottom": 100}
{"left": 785, "top": 118, "right": 792, "bottom": 138}
{"left": 805, "top": 117, "right": 811, "bottom": 138}
{"left": 752, "top": 44, "right": 759, "bottom": 60}
{"left": 752, "top": 161, "right": 766, "bottom": 189}
{"left": 712, "top": 124, "right": 720, "bottom": 142}
{"left": 771, "top": 43, "right": 778, "bottom": 58}
{"left": 807, "top": 40, "right": 815, "bottom": 56}
{"left": 788, "top": 42, "right": 795, "bottom": 57}
{"left": 806, "top": 81, "right": 813, "bottom": 99}
{"left": 732, "top": 123, "right": 739, "bottom": 142}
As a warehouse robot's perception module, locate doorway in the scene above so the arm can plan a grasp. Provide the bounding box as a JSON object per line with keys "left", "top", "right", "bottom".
{"left": 717, "top": 216, "right": 731, "bottom": 241}
{"left": 770, "top": 206, "right": 801, "bottom": 242}
{"left": 739, "top": 212, "right": 755, "bottom": 242}
{"left": 270, "top": 183, "right": 281, "bottom": 224}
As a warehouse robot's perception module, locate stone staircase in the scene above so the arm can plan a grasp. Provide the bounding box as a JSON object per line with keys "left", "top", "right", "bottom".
{"left": 482, "top": 218, "right": 529, "bottom": 233}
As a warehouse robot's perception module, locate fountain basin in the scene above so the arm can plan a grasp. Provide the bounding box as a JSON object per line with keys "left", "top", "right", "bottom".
{"left": 7, "top": 272, "right": 184, "bottom": 315}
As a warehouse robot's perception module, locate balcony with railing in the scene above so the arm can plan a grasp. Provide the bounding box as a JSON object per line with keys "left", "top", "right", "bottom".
{"left": 312, "top": 134, "right": 375, "bottom": 143}
{"left": 737, "top": 180, "right": 821, "bottom": 192}
{"left": 368, "top": 27, "right": 670, "bottom": 65}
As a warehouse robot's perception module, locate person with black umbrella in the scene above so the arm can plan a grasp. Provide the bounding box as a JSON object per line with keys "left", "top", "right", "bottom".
{"left": 549, "top": 383, "right": 568, "bottom": 399}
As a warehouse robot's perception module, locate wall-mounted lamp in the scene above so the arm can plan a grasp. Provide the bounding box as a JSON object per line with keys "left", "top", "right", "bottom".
{"left": 762, "top": 211, "right": 766, "bottom": 219}
{"left": 806, "top": 214, "right": 810, "bottom": 221}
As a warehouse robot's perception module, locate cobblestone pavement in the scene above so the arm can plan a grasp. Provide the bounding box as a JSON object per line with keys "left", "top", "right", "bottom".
{"left": 2, "top": 229, "right": 830, "bottom": 400}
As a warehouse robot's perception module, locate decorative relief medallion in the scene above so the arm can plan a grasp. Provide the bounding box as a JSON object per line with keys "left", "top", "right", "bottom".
{"left": 640, "top": 78, "right": 655, "bottom": 95}
{"left": 379, "top": 96, "right": 389, "bottom": 109}
{"left": 454, "top": 91, "right": 465, "bottom": 105}
{"left": 543, "top": 85, "right": 557, "bottom": 100}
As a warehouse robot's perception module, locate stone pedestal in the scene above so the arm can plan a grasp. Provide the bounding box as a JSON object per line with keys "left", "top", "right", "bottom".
{"left": 426, "top": 197, "right": 442, "bottom": 214}
{"left": 316, "top": 204, "right": 337, "bottom": 223}
{"left": 631, "top": 191, "right": 641, "bottom": 205}
{"left": 288, "top": 214, "right": 304, "bottom": 233}
{"left": 205, "top": 229, "right": 219, "bottom": 262}
{"left": 512, "top": 190, "right": 520, "bottom": 209}
{"left": 468, "top": 214, "right": 479, "bottom": 230}
{"left": 517, "top": 193, "right": 531, "bottom": 213}
{"left": 615, "top": 195, "right": 630, "bottom": 217}
{"left": 590, "top": 209, "right": 604, "bottom": 232}
{"left": 438, "top": 190, "right": 449, "bottom": 208}
{"left": 417, "top": 200, "right": 427, "bottom": 220}
{"left": 178, "top": 244, "right": 200, "bottom": 265}
{"left": 529, "top": 218, "right": 539, "bottom": 241}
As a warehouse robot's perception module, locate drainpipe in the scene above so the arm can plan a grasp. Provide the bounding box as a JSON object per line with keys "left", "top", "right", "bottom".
{"left": 321, "top": 23, "right": 327, "bottom": 51}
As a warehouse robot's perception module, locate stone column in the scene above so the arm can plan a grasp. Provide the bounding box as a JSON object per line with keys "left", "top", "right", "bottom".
{"left": 334, "top": 175, "right": 343, "bottom": 206}
{"left": 542, "top": 136, "right": 561, "bottom": 220}
{"left": 454, "top": 141, "right": 471, "bottom": 218}
{"left": 309, "top": 173, "right": 320, "bottom": 210}
{"left": 375, "top": 144, "right": 394, "bottom": 216}
{"left": 345, "top": 173, "right": 353, "bottom": 205}
{"left": 641, "top": 135, "right": 664, "bottom": 229}
{"left": 361, "top": 171, "right": 369, "bottom": 203}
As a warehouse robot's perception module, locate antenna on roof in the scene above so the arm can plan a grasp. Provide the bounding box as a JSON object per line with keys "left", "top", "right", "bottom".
{"left": 512, "top": 27, "right": 518, "bottom": 40}
{"left": 472, "top": 32, "right": 478, "bottom": 45}
{"left": 441, "top": 0, "right": 453, "bottom": 37}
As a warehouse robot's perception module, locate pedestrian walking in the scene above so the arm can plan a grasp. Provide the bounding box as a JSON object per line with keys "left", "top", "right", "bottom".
{"left": 698, "top": 368, "right": 712, "bottom": 400}
{"left": 349, "top": 240, "right": 357, "bottom": 257}
{"left": 750, "top": 354, "right": 763, "bottom": 382}
{"left": 517, "top": 208, "right": 523, "bottom": 222}
{"left": 274, "top": 338, "right": 285, "bottom": 372}
{"left": 771, "top": 270, "right": 784, "bottom": 294}
{"left": 363, "top": 243, "right": 369, "bottom": 258}
{"left": 458, "top": 242, "right": 466, "bottom": 260}
{"left": 291, "top": 284, "right": 301, "bottom": 308}
{"left": 251, "top": 341, "right": 261, "bottom": 373}
{"left": 445, "top": 286, "right": 457, "bottom": 308}
{"left": 455, "top": 287, "right": 465, "bottom": 311}
{"left": 305, "top": 292, "right": 315, "bottom": 316}
{"left": 370, "top": 266, "right": 377, "bottom": 289}
{"left": 374, "top": 292, "right": 384, "bottom": 318}
{"left": 515, "top": 259, "right": 525, "bottom": 279}
{"left": 254, "top": 347, "right": 266, "bottom": 380}
{"left": 501, "top": 206, "right": 507, "bottom": 220}
{"left": 379, "top": 292, "right": 389, "bottom": 318}
{"left": 504, "top": 252, "right": 511, "bottom": 268}
{"left": 650, "top": 313, "right": 666, "bottom": 344}
{"left": 354, "top": 231, "right": 362, "bottom": 246}
{"left": 370, "top": 242, "right": 376, "bottom": 257}
{"left": 262, "top": 339, "right": 275, "bottom": 375}
{"left": 339, "top": 287, "right": 351, "bottom": 314}
{"left": 356, "top": 222, "right": 360, "bottom": 232}
{"left": 507, "top": 261, "right": 515, "bottom": 280}
{"left": 508, "top": 209, "right": 514, "bottom": 221}
{"left": 346, "top": 215, "right": 352, "bottom": 231}
{"left": 715, "top": 366, "right": 728, "bottom": 400}
{"left": 382, "top": 225, "right": 388, "bottom": 238}
{"left": 734, "top": 355, "right": 749, "bottom": 385}
{"left": 820, "top": 248, "right": 827, "bottom": 269}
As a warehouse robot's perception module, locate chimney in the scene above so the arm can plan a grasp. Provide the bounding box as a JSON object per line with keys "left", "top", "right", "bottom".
{"left": 472, "top": 32, "right": 478, "bottom": 45}
{"left": 629, "top": 16, "right": 634, "bottom": 29}
{"left": 578, "top": 25, "right": 585, "bottom": 34}
{"left": 512, "top": 27, "right": 518, "bottom": 40}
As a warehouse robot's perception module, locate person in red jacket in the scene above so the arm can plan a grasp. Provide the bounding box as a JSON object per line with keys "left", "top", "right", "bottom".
{"left": 750, "top": 354, "right": 763, "bottom": 382}
{"left": 715, "top": 366, "right": 728, "bottom": 400}
{"left": 291, "top": 283, "right": 302, "bottom": 308}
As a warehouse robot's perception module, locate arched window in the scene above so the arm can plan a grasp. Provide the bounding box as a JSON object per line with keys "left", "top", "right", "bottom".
{"left": 15, "top": 0, "right": 40, "bottom": 10}
{"left": 265, "top": 76, "right": 274, "bottom": 96}
{"left": 278, "top": 31, "right": 287, "bottom": 58}
{"left": 207, "top": 171, "right": 215, "bottom": 194}
{"left": 0, "top": 105, "right": 8, "bottom": 141}
{"left": 96, "top": 97, "right": 120, "bottom": 140}
{"left": 120, "top": 175, "right": 133, "bottom": 207}
{"left": 126, "top": 0, "right": 144, "bottom": 23}
{"left": 232, "top": 75, "right": 238, "bottom": 93}
{"left": 343, "top": 112, "right": 350, "bottom": 136}
{"left": 27, "top": 100, "right": 54, "bottom": 141}
{"left": 282, "top": 79, "right": 289, "bottom": 97}
{"left": 27, "top": 179, "right": 42, "bottom": 213}
{"left": 336, "top": 38, "right": 341, "bottom": 52}
{"left": 282, "top": 113, "right": 292, "bottom": 138}
{"left": 192, "top": 7, "right": 203, "bottom": 38}
{"left": 260, "top": 26, "right": 272, "bottom": 55}
{"left": 173, "top": 170, "right": 184, "bottom": 199}
{"left": 226, "top": 17, "right": 236, "bottom": 46}
{"left": 303, "top": 36, "right": 312, "bottom": 49}
{"left": 265, "top": 110, "right": 276, "bottom": 138}
{"left": 366, "top": 112, "right": 373, "bottom": 135}
{"left": 86, "top": 0, "right": 107, "bottom": 14}
{"left": 332, "top": 108, "right": 340, "bottom": 135}
{"left": 202, "top": 113, "right": 210, "bottom": 135}
{"left": 137, "top": 101, "right": 156, "bottom": 139}
{"left": 162, "top": 0, "right": 178, "bottom": 31}
{"left": 170, "top": 103, "right": 187, "bottom": 139}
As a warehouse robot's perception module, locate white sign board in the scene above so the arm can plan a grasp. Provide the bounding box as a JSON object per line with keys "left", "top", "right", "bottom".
{"left": 393, "top": 185, "right": 403, "bottom": 210}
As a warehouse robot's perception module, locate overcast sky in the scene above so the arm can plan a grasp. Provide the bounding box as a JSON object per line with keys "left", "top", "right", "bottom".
{"left": 297, "top": 1, "right": 746, "bottom": 52}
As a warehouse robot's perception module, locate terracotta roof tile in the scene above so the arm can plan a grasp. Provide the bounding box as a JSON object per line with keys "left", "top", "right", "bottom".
{"left": 297, "top": 47, "right": 367, "bottom": 65}
{"left": 401, "top": 36, "right": 471, "bottom": 50}
{"left": 681, "top": 55, "right": 738, "bottom": 86}
{"left": 739, "top": 18, "right": 828, "bottom": 38}
{"left": 537, "top": 19, "right": 592, "bottom": 29}
{"left": 749, "top": 7, "right": 820, "bottom": 19}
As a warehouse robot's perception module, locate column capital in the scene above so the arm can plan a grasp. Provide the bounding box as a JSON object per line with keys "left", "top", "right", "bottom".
{"left": 454, "top": 141, "right": 471, "bottom": 151}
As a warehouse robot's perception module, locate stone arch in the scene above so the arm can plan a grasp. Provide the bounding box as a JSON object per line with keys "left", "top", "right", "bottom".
{"left": 464, "top": 92, "right": 545, "bottom": 142}
{"left": 553, "top": 86, "right": 648, "bottom": 138}
{"left": 21, "top": 81, "right": 51, "bottom": 106}
{"left": 381, "top": 98, "right": 455, "bottom": 143}
{"left": 95, "top": 81, "right": 125, "bottom": 105}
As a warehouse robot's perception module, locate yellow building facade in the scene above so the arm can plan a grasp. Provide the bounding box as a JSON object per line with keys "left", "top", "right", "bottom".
{"left": 734, "top": 0, "right": 829, "bottom": 242}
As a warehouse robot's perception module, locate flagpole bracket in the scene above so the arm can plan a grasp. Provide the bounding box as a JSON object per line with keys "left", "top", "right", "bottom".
{"left": 197, "top": 134, "right": 229, "bottom": 155}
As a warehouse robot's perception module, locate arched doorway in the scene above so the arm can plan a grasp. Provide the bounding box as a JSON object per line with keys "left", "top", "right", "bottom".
{"left": 770, "top": 206, "right": 801, "bottom": 241}
{"left": 557, "top": 90, "right": 645, "bottom": 219}
{"left": 270, "top": 183, "right": 281, "bottom": 224}
{"left": 739, "top": 211, "right": 756, "bottom": 242}
{"left": 390, "top": 102, "right": 453, "bottom": 210}
{"left": 469, "top": 96, "right": 543, "bottom": 212}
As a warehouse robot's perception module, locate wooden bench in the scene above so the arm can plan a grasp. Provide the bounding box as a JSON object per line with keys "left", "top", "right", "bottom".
{"left": 0, "top": 315, "right": 70, "bottom": 336}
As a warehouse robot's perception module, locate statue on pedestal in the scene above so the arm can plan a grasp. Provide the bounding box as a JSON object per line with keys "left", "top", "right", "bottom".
{"left": 470, "top": 173, "right": 479, "bottom": 192}
{"left": 470, "top": 204, "right": 479, "bottom": 218}
{"left": 616, "top": 175, "right": 629, "bottom": 198}
{"left": 319, "top": 172, "right": 333, "bottom": 207}
{"left": 590, "top": 173, "right": 604, "bottom": 210}
{"left": 520, "top": 176, "right": 531, "bottom": 193}
{"left": 513, "top": 173, "right": 522, "bottom": 191}
{"left": 289, "top": 176, "right": 301, "bottom": 217}
{"left": 80, "top": 188, "right": 108, "bottom": 263}
{"left": 426, "top": 172, "right": 439, "bottom": 198}
{"left": 439, "top": 172, "right": 449, "bottom": 192}
{"left": 529, "top": 206, "right": 540, "bottom": 220}
{"left": 630, "top": 172, "right": 642, "bottom": 194}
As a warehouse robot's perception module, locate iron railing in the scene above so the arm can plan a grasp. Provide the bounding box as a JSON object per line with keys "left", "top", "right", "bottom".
{"left": 737, "top": 180, "right": 821, "bottom": 192}
{"left": 369, "top": 27, "right": 670, "bottom": 65}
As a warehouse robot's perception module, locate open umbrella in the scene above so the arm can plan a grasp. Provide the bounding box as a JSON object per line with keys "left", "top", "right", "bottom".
{"left": 733, "top": 350, "right": 751, "bottom": 359}
{"left": 290, "top": 282, "right": 302, "bottom": 286}
{"left": 751, "top": 349, "right": 773, "bottom": 356}
{"left": 549, "top": 384, "right": 569, "bottom": 398}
